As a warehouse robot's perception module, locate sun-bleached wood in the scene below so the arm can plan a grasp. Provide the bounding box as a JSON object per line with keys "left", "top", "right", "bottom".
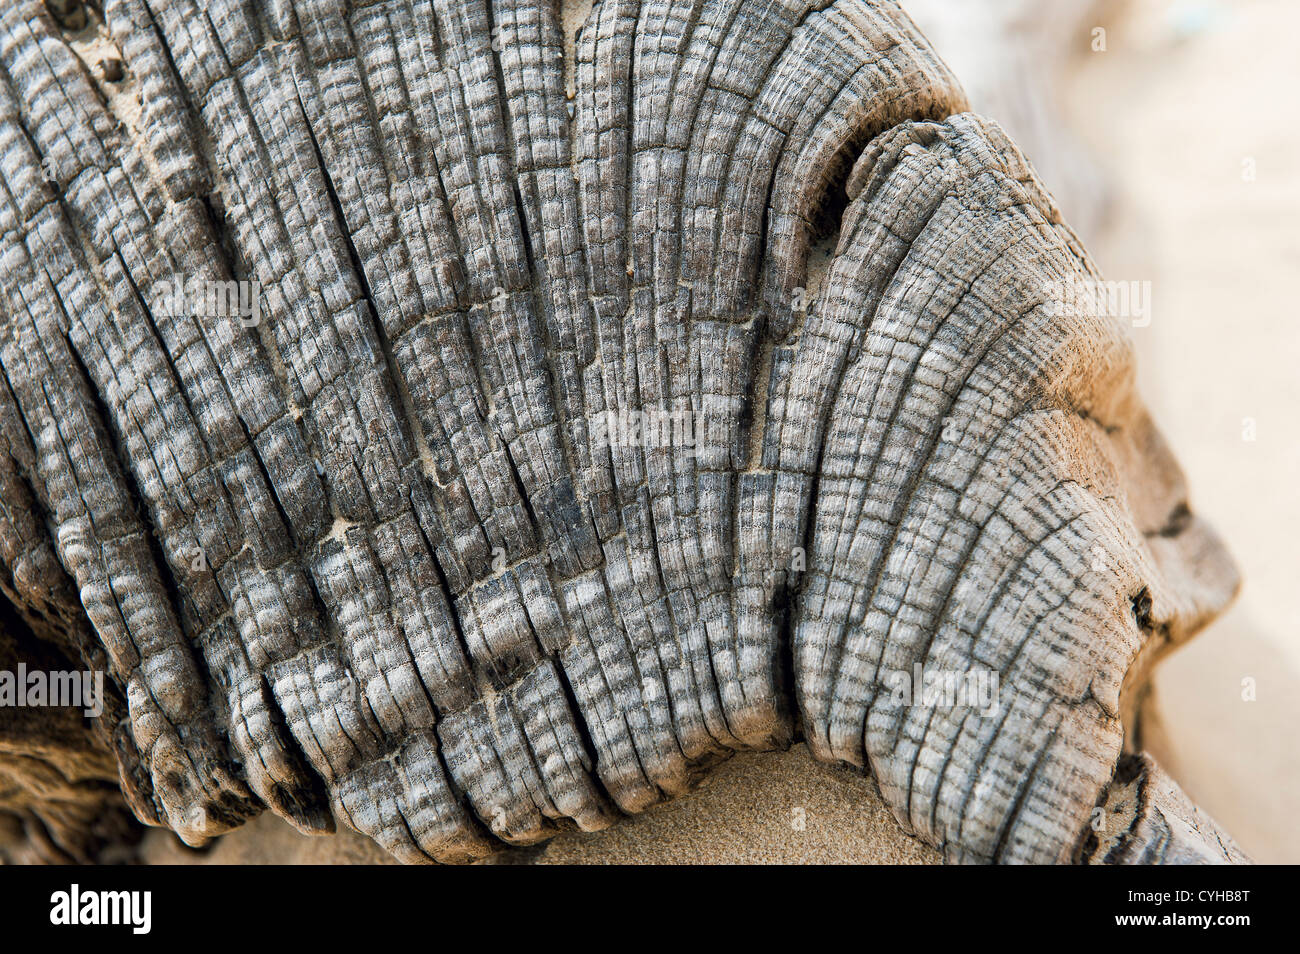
{"left": 0, "top": 0, "right": 1243, "bottom": 864}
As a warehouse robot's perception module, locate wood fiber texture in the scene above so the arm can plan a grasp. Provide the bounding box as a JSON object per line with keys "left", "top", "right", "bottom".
{"left": 0, "top": 0, "right": 1242, "bottom": 863}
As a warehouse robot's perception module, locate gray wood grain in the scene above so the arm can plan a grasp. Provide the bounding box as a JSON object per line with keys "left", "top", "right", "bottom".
{"left": 0, "top": 0, "right": 1245, "bottom": 864}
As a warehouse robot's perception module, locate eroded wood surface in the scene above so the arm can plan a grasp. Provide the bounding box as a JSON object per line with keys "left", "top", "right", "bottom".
{"left": 0, "top": 0, "right": 1241, "bottom": 864}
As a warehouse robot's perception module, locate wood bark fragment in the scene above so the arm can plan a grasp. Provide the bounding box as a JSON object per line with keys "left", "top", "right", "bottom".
{"left": 0, "top": 0, "right": 1243, "bottom": 864}
{"left": 1083, "top": 753, "right": 1249, "bottom": 865}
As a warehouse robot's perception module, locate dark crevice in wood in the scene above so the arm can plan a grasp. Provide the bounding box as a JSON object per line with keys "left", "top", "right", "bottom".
{"left": 499, "top": 436, "right": 540, "bottom": 532}
{"left": 255, "top": 672, "right": 334, "bottom": 832}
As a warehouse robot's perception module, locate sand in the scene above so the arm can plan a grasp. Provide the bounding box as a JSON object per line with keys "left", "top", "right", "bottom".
{"left": 142, "top": 745, "right": 938, "bottom": 865}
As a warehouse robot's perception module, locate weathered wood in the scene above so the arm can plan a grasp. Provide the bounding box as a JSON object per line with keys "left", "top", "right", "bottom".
{"left": 1083, "top": 753, "right": 1249, "bottom": 865}
{"left": 0, "top": 583, "right": 138, "bottom": 863}
{"left": 903, "top": 0, "right": 1118, "bottom": 241}
{"left": 0, "top": 0, "right": 1241, "bottom": 864}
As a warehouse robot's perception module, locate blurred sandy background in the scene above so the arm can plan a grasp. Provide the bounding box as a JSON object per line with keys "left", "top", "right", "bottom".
{"left": 143, "top": 0, "right": 1298, "bottom": 865}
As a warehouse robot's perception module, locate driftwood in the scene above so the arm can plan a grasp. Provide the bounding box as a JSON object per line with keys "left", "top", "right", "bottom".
{"left": 0, "top": 0, "right": 1246, "bottom": 864}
